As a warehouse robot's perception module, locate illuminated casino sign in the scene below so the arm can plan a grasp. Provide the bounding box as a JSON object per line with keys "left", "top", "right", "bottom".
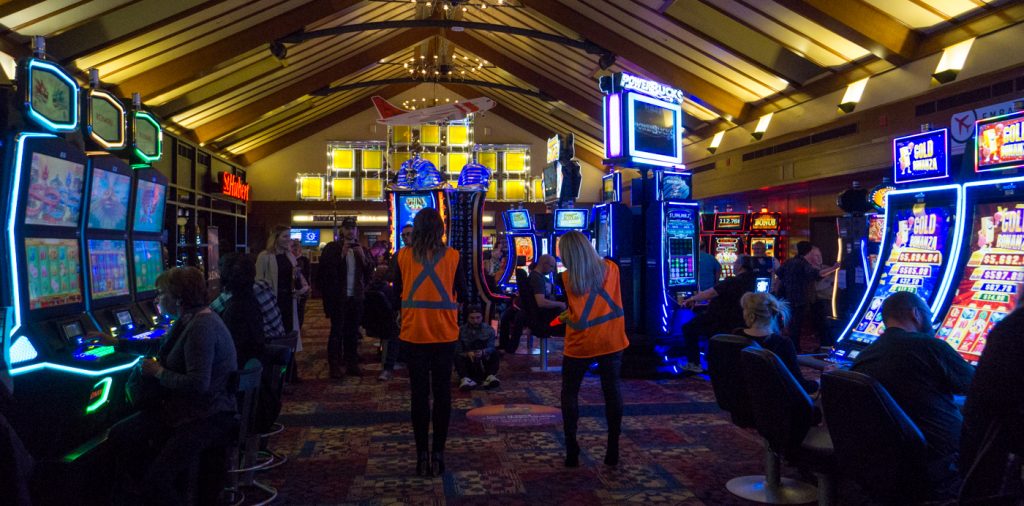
{"left": 893, "top": 129, "right": 948, "bottom": 184}
{"left": 714, "top": 213, "right": 746, "bottom": 231}
{"left": 976, "top": 110, "right": 1024, "bottom": 172}
{"left": 600, "top": 72, "right": 684, "bottom": 168}
{"left": 749, "top": 212, "right": 781, "bottom": 231}
{"left": 618, "top": 73, "right": 685, "bottom": 104}
{"left": 220, "top": 172, "right": 251, "bottom": 201}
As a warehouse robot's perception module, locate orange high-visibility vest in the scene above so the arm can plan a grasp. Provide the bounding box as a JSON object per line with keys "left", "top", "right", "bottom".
{"left": 561, "top": 259, "right": 629, "bottom": 358}
{"left": 398, "top": 247, "right": 460, "bottom": 344}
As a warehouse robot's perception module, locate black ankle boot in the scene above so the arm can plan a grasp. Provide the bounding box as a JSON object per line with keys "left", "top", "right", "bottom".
{"left": 605, "top": 435, "right": 620, "bottom": 466}
{"left": 431, "top": 451, "right": 445, "bottom": 475}
{"left": 416, "top": 451, "right": 431, "bottom": 476}
{"left": 564, "top": 440, "right": 580, "bottom": 468}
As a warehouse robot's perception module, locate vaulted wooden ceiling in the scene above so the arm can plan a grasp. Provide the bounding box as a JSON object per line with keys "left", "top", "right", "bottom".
{"left": 2, "top": 0, "right": 1021, "bottom": 168}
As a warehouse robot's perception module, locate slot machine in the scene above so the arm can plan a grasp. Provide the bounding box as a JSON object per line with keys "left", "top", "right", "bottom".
{"left": 498, "top": 208, "right": 538, "bottom": 292}
{"left": 548, "top": 208, "right": 591, "bottom": 272}
{"left": 706, "top": 212, "right": 746, "bottom": 279}
{"left": 591, "top": 172, "right": 637, "bottom": 328}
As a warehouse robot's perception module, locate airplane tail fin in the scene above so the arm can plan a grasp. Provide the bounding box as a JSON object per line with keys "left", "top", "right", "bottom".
{"left": 371, "top": 96, "right": 405, "bottom": 119}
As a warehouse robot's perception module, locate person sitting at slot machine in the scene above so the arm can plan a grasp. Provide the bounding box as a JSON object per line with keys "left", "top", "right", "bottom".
{"left": 106, "top": 267, "right": 238, "bottom": 506}
{"left": 507, "top": 255, "right": 567, "bottom": 354}
{"left": 679, "top": 255, "right": 757, "bottom": 373}
{"left": 850, "top": 291, "right": 975, "bottom": 500}
{"left": 734, "top": 292, "right": 818, "bottom": 394}
{"left": 212, "top": 253, "right": 265, "bottom": 367}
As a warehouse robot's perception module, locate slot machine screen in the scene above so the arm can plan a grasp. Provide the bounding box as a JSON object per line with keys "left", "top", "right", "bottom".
{"left": 25, "top": 152, "right": 85, "bottom": 228}
{"left": 849, "top": 203, "right": 955, "bottom": 346}
{"left": 513, "top": 236, "right": 535, "bottom": 268}
{"left": 542, "top": 163, "right": 559, "bottom": 202}
{"left": 554, "top": 209, "right": 588, "bottom": 230}
{"left": 596, "top": 207, "right": 611, "bottom": 257}
{"left": 116, "top": 310, "right": 133, "bottom": 326}
{"left": 507, "top": 210, "right": 531, "bottom": 231}
{"left": 629, "top": 96, "right": 680, "bottom": 162}
{"left": 133, "top": 179, "right": 166, "bottom": 233}
{"left": 755, "top": 277, "right": 771, "bottom": 293}
{"left": 713, "top": 236, "right": 742, "bottom": 278}
{"left": 88, "top": 239, "right": 129, "bottom": 299}
{"left": 87, "top": 168, "right": 131, "bottom": 231}
{"left": 396, "top": 193, "right": 435, "bottom": 248}
{"left": 936, "top": 203, "right": 1024, "bottom": 364}
{"left": 133, "top": 241, "right": 163, "bottom": 293}
{"left": 62, "top": 321, "right": 84, "bottom": 341}
{"left": 666, "top": 207, "right": 697, "bottom": 287}
{"left": 25, "top": 237, "right": 83, "bottom": 309}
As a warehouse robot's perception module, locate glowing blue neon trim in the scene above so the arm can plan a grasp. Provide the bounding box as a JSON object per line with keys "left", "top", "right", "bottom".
{"left": 6, "top": 134, "right": 56, "bottom": 342}
{"left": 859, "top": 239, "right": 871, "bottom": 286}
{"left": 659, "top": 201, "right": 700, "bottom": 333}
{"left": 606, "top": 94, "right": 622, "bottom": 158}
{"left": 25, "top": 60, "right": 80, "bottom": 132}
{"left": 609, "top": 204, "right": 615, "bottom": 256}
{"left": 626, "top": 92, "right": 683, "bottom": 166}
{"left": 10, "top": 356, "right": 140, "bottom": 377}
{"left": 9, "top": 336, "right": 38, "bottom": 364}
{"left": 930, "top": 184, "right": 966, "bottom": 318}
{"left": 963, "top": 174, "right": 1024, "bottom": 189}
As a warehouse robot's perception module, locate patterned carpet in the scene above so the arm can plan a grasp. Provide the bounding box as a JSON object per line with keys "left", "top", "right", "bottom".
{"left": 259, "top": 300, "right": 821, "bottom": 505}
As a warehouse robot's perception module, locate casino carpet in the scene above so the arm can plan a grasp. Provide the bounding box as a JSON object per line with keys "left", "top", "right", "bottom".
{"left": 259, "top": 300, "right": 851, "bottom": 505}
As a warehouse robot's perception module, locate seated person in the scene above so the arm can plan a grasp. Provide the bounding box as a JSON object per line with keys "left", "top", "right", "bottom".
{"left": 960, "top": 298, "right": 1024, "bottom": 499}
{"left": 456, "top": 305, "right": 500, "bottom": 390}
{"left": 212, "top": 253, "right": 266, "bottom": 367}
{"left": 364, "top": 265, "right": 400, "bottom": 381}
{"left": 679, "top": 255, "right": 757, "bottom": 373}
{"left": 107, "top": 267, "right": 238, "bottom": 506}
{"left": 210, "top": 267, "right": 285, "bottom": 342}
{"left": 508, "top": 255, "right": 566, "bottom": 354}
{"left": 734, "top": 292, "right": 818, "bottom": 394}
{"left": 850, "top": 291, "right": 975, "bottom": 499}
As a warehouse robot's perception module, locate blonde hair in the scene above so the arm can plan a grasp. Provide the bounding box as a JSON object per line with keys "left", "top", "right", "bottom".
{"left": 265, "top": 225, "right": 290, "bottom": 253}
{"left": 558, "top": 231, "right": 605, "bottom": 295}
{"left": 741, "top": 292, "right": 790, "bottom": 333}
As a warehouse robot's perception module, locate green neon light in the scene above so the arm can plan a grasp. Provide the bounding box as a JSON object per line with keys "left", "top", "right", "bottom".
{"left": 132, "top": 111, "right": 162, "bottom": 165}
{"left": 81, "top": 346, "right": 116, "bottom": 359}
{"left": 10, "top": 356, "right": 141, "bottom": 377}
{"left": 85, "top": 377, "right": 113, "bottom": 414}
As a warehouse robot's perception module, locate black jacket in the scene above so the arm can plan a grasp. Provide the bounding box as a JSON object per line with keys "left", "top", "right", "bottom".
{"left": 317, "top": 240, "right": 374, "bottom": 314}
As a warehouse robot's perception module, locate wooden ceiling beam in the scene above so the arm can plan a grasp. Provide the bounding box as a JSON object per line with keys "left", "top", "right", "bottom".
{"left": 518, "top": 0, "right": 746, "bottom": 121}
{"left": 195, "top": 28, "right": 434, "bottom": 143}
{"left": 445, "top": 31, "right": 602, "bottom": 122}
{"left": 114, "top": 0, "right": 363, "bottom": 99}
{"left": 236, "top": 82, "right": 418, "bottom": 166}
{"left": 773, "top": 0, "right": 919, "bottom": 66}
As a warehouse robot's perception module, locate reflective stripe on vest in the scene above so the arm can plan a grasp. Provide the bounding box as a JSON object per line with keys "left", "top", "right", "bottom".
{"left": 402, "top": 250, "right": 459, "bottom": 310}
{"left": 566, "top": 286, "right": 624, "bottom": 331}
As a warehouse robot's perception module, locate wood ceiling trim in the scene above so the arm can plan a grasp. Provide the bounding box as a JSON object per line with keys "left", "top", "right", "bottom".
{"left": 0, "top": 0, "right": 104, "bottom": 36}
{"left": 917, "top": 1, "right": 1024, "bottom": 56}
{"left": 237, "top": 82, "right": 418, "bottom": 165}
{"left": 773, "top": 0, "right": 920, "bottom": 66}
{"left": 0, "top": 0, "right": 46, "bottom": 20}
{"left": 477, "top": 86, "right": 604, "bottom": 156}
{"left": 519, "top": 0, "right": 746, "bottom": 120}
{"left": 114, "top": 0, "right": 363, "bottom": 99}
{"left": 446, "top": 31, "right": 601, "bottom": 121}
{"left": 195, "top": 28, "right": 434, "bottom": 143}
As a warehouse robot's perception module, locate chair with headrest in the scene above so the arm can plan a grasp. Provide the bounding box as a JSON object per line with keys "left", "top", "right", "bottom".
{"left": 821, "top": 369, "right": 931, "bottom": 504}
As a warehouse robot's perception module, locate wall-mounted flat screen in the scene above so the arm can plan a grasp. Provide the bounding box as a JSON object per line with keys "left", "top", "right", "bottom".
{"left": 133, "top": 179, "right": 166, "bottom": 233}
{"left": 26, "top": 237, "right": 82, "bottom": 309}
{"left": 88, "top": 239, "right": 129, "bottom": 299}
{"left": 25, "top": 152, "right": 85, "bottom": 227}
{"left": 88, "top": 168, "right": 131, "bottom": 230}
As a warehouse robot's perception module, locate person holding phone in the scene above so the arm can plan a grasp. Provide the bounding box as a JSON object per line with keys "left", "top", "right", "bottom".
{"left": 317, "top": 217, "right": 373, "bottom": 379}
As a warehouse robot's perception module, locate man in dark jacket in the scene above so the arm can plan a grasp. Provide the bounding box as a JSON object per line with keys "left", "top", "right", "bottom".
{"left": 776, "top": 241, "right": 838, "bottom": 351}
{"left": 317, "top": 217, "right": 374, "bottom": 379}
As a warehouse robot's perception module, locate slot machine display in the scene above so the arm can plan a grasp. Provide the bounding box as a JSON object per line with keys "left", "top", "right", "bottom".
{"left": 498, "top": 208, "right": 538, "bottom": 291}
{"left": 707, "top": 212, "right": 746, "bottom": 279}
{"left": 129, "top": 170, "right": 169, "bottom": 326}
{"left": 388, "top": 155, "right": 447, "bottom": 251}
{"left": 747, "top": 210, "right": 784, "bottom": 261}
{"left": 831, "top": 129, "right": 962, "bottom": 363}
{"left": 643, "top": 170, "right": 699, "bottom": 337}
{"left": 549, "top": 208, "right": 591, "bottom": 272}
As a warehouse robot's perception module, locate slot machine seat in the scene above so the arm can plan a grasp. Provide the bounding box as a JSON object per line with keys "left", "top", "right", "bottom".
{"left": 820, "top": 370, "right": 933, "bottom": 504}
{"left": 222, "top": 358, "right": 278, "bottom": 506}
{"left": 514, "top": 268, "right": 561, "bottom": 370}
{"left": 740, "top": 347, "right": 835, "bottom": 505}
{"left": 256, "top": 336, "right": 295, "bottom": 471}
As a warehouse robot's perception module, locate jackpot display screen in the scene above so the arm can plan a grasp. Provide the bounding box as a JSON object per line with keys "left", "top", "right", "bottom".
{"left": 88, "top": 239, "right": 129, "bottom": 299}
{"left": 630, "top": 97, "right": 678, "bottom": 160}
{"left": 850, "top": 203, "right": 956, "bottom": 346}
{"left": 665, "top": 207, "right": 697, "bottom": 288}
{"left": 395, "top": 193, "right": 435, "bottom": 248}
{"left": 25, "top": 237, "right": 82, "bottom": 309}
{"left": 713, "top": 236, "right": 741, "bottom": 278}
{"left": 936, "top": 203, "right": 1024, "bottom": 364}
{"left": 133, "top": 240, "right": 163, "bottom": 293}
{"left": 133, "top": 179, "right": 166, "bottom": 233}
{"left": 87, "top": 168, "right": 131, "bottom": 230}
{"left": 25, "top": 152, "right": 85, "bottom": 227}
{"left": 507, "top": 210, "right": 531, "bottom": 231}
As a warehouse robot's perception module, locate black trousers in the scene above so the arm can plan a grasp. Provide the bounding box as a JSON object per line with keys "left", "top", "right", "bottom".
{"left": 498, "top": 305, "right": 518, "bottom": 352}
{"left": 787, "top": 303, "right": 810, "bottom": 351}
{"left": 811, "top": 298, "right": 833, "bottom": 348}
{"left": 328, "top": 296, "right": 364, "bottom": 368}
{"left": 404, "top": 341, "right": 456, "bottom": 454}
{"left": 109, "top": 409, "right": 236, "bottom": 506}
{"left": 561, "top": 351, "right": 623, "bottom": 447}
{"left": 507, "top": 307, "right": 563, "bottom": 353}
{"left": 681, "top": 309, "right": 733, "bottom": 362}
{"left": 454, "top": 352, "right": 500, "bottom": 381}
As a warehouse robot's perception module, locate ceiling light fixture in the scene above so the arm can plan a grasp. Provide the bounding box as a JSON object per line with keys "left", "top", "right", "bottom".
{"left": 752, "top": 113, "right": 773, "bottom": 140}
{"left": 933, "top": 37, "right": 975, "bottom": 85}
{"left": 838, "top": 77, "right": 869, "bottom": 113}
{"left": 707, "top": 130, "right": 725, "bottom": 154}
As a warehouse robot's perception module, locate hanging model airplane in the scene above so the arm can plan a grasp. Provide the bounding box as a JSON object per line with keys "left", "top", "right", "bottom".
{"left": 371, "top": 96, "right": 496, "bottom": 125}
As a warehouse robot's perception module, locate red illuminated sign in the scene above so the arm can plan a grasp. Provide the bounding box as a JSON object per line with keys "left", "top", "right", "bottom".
{"left": 714, "top": 213, "right": 746, "bottom": 231}
{"left": 976, "top": 111, "right": 1024, "bottom": 172}
{"left": 220, "top": 172, "right": 250, "bottom": 201}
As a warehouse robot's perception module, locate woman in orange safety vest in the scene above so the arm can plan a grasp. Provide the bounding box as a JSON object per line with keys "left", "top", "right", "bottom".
{"left": 390, "top": 207, "right": 465, "bottom": 477}
{"left": 557, "top": 231, "right": 629, "bottom": 468}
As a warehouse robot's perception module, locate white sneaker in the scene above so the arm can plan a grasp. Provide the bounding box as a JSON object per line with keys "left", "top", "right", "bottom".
{"left": 459, "top": 377, "right": 477, "bottom": 391}
{"left": 681, "top": 362, "right": 705, "bottom": 374}
{"left": 377, "top": 370, "right": 392, "bottom": 381}
{"left": 483, "top": 375, "right": 501, "bottom": 389}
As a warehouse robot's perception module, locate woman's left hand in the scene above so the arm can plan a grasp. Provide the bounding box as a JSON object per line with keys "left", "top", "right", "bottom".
{"left": 141, "top": 357, "right": 164, "bottom": 377}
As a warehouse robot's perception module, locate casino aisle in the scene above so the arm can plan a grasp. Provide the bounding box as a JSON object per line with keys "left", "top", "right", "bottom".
{"left": 259, "top": 300, "right": 863, "bottom": 504}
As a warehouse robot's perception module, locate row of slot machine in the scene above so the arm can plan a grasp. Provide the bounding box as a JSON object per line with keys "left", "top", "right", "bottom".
{"left": 701, "top": 210, "right": 785, "bottom": 280}
{"left": 0, "top": 50, "right": 168, "bottom": 481}
{"left": 830, "top": 118, "right": 1024, "bottom": 368}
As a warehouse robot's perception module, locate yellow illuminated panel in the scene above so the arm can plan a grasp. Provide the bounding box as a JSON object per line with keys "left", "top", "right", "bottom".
{"left": 362, "top": 179, "right": 383, "bottom": 200}
{"left": 448, "top": 125, "right": 469, "bottom": 146}
{"left": 392, "top": 126, "right": 412, "bottom": 144}
{"left": 331, "top": 148, "right": 354, "bottom": 170}
{"left": 504, "top": 152, "right": 527, "bottom": 173}
{"left": 448, "top": 152, "right": 470, "bottom": 174}
{"left": 391, "top": 151, "right": 412, "bottom": 170}
{"left": 532, "top": 179, "right": 543, "bottom": 202}
{"left": 421, "top": 125, "right": 440, "bottom": 145}
{"left": 362, "top": 150, "right": 382, "bottom": 170}
{"left": 477, "top": 151, "right": 497, "bottom": 170}
{"left": 487, "top": 183, "right": 498, "bottom": 200}
{"left": 422, "top": 152, "right": 441, "bottom": 169}
{"left": 504, "top": 179, "right": 527, "bottom": 201}
{"left": 299, "top": 176, "right": 324, "bottom": 200}
{"left": 331, "top": 178, "right": 354, "bottom": 200}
